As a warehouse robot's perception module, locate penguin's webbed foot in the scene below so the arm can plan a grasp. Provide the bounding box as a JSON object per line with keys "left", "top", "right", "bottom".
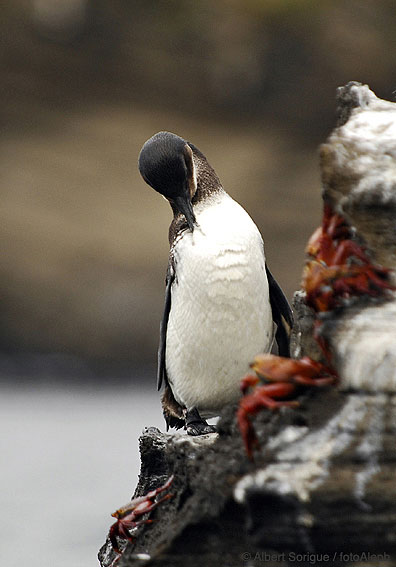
{"left": 185, "top": 407, "right": 217, "bottom": 436}
{"left": 186, "top": 422, "right": 217, "bottom": 436}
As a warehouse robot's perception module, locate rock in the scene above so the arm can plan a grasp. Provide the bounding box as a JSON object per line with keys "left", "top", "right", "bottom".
{"left": 99, "top": 83, "right": 396, "bottom": 567}
{"left": 99, "top": 391, "right": 396, "bottom": 567}
{"left": 321, "top": 82, "right": 396, "bottom": 270}
{"left": 317, "top": 82, "right": 396, "bottom": 391}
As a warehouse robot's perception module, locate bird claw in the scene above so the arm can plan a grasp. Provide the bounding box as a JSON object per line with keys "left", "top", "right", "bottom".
{"left": 184, "top": 407, "right": 217, "bottom": 436}
{"left": 186, "top": 422, "right": 217, "bottom": 436}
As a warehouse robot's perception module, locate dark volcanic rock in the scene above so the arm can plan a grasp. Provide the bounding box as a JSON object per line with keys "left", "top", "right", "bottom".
{"left": 99, "top": 390, "right": 396, "bottom": 567}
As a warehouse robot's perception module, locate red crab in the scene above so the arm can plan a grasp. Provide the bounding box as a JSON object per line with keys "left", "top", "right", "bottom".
{"left": 237, "top": 354, "right": 337, "bottom": 458}
{"left": 108, "top": 475, "right": 173, "bottom": 555}
{"left": 303, "top": 204, "right": 394, "bottom": 313}
{"left": 238, "top": 203, "right": 394, "bottom": 458}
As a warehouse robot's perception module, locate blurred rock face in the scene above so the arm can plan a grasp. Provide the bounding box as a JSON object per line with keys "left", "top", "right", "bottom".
{"left": 1, "top": 2, "right": 395, "bottom": 365}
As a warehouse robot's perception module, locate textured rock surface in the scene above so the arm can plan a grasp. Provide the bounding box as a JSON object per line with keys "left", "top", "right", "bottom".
{"left": 99, "top": 391, "right": 396, "bottom": 567}
{"left": 321, "top": 82, "right": 396, "bottom": 270}
{"left": 99, "top": 83, "right": 396, "bottom": 567}
{"left": 317, "top": 82, "right": 396, "bottom": 391}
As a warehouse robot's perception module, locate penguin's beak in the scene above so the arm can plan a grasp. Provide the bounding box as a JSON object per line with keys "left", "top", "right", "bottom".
{"left": 175, "top": 193, "right": 196, "bottom": 232}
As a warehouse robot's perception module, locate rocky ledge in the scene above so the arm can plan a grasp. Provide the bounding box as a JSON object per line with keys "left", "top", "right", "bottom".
{"left": 99, "top": 389, "right": 396, "bottom": 567}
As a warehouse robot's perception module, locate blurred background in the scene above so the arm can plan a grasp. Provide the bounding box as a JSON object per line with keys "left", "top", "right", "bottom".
{"left": 1, "top": 1, "right": 396, "bottom": 565}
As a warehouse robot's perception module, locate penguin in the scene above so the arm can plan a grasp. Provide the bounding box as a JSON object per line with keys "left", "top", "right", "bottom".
{"left": 138, "top": 131, "right": 293, "bottom": 435}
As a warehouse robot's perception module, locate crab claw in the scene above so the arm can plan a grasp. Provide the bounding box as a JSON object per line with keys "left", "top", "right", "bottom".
{"left": 238, "top": 354, "right": 338, "bottom": 458}
{"left": 251, "top": 353, "right": 333, "bottom": 384}
{"left": 238, "top": 382, "right": 299, "bottom": 459}
{"left": 240, "top": 373, "right": 260, "bottom": 394}
{"left": 306, "top": 226, "right": 323, "bottom": 257}
{"left": 108, "top": 475, "right": 174, "bottom": 555}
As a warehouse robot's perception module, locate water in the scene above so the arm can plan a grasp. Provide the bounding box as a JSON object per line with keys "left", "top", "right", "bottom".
{"left": 0, "top": 384, "right": 164, "bottom": 566}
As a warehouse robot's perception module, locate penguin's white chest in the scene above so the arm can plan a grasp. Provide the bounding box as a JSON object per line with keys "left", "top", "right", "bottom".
{"left": 165, "top": 193, "right": 273, "bottom": 416}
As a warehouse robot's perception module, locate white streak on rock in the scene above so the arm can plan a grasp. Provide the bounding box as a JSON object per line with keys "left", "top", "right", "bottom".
{"left": 266, "top": 425, "right": 309, "bottom": 451}
{"left": 234, "top": 395, "right": 367, "bottom": 503}
{"left": 170, "top": 432, "right": 219, "bottom": 449}
{"left": 333, "top": 302, "right": 396, "bottom": 392}
{"left": 354, "top": 395, "right": 386, "bottom": 509}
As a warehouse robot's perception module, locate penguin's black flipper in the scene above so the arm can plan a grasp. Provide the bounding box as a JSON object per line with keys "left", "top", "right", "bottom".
{"left": 157, "top": 262, "right": 174, "bottom": 391}
{"left": 158, "top": 260, "right": 186, "bottom": 431}
{"left": 266, "top": 264, "right": 294, "bottom": 357}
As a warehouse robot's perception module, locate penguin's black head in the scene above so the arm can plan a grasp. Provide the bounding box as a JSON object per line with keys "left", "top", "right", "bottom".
{"left": 138, "top": 131, "right": 197, "bottom": 231}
